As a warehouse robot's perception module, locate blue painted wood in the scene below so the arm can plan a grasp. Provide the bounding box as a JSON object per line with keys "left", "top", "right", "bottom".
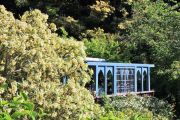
{"left": 113, "top": 66, "right": 117, "bottom": 95}
{"left": 63, "top": 76, "right": 66, "bottom": 84}
{"left": 95, "top": 65, "right": 98, "bottom": 96}
{"left": 87, "top": 62, "right": 154, "bottom": 67}
{"left": 105, "top": 66, "right": 107, "bottom": 95}
{"left": 97, "top": 67, "right": 105, "bottom": 75}
{"left": 141, "top": 67, "right": 143, "bottom": 92}
{"left": 87, "top": 61, "right": 154, "bottom": 96}
{"left": 135, "top": 67, "right": 137, "bottom": 92}
{"left": 148, "top": 67, "right": 151, "bottom": 91}
{"left": 106, "top": 67, "right": 113, "bottom": 73}
{"left": 142, "top": 68, "right": 147, "bottom": 73}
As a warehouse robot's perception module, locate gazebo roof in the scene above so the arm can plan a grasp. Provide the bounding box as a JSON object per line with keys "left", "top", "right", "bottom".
{"left": 86, "top": 57, "right": 106, "bottom": 62}
{"left": 86, "top": 57, "right": 154, "bottom": 67}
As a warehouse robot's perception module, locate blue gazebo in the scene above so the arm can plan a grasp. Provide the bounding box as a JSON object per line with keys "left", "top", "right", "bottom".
{"left": 86, "top": 57, "right": 155, "bottom": 97}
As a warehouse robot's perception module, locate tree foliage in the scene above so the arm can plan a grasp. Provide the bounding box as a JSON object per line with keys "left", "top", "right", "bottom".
{"left": 0, "top": 93, "right": 45, "bottom": 120}
{"left": 124, "top": 0, "right": 180, "bottom": 65}
{"left": 121, "top": 0, "right": 180, "bottom": 117}
{"left": 83, "top": 28, "right": 121, "bottom": 61}
{"left": 0, "top": 0, "right": 136, "bottom": 39}
{"left": 0, "top": 5, "right": 102, "bottom": 119}
{"left": 89, "top": 0, "right": 115, "bottom": 21}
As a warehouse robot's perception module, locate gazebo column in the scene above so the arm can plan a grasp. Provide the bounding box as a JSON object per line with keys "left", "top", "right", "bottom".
{"left": 105, "top": 66, "right": 107, "bottom": 95}
{"left": 141, "top": 67, "right": 144, "bottom": 92}
{"left": 62, "top": 76, "right": 67, "bottom": 84}
{"left": 95, "top": 65, "right": 98, "bottom": 96}
{"left": 148, "top": 67, "right": 151, "bottom": 91}
{"left": 135, "top": 67, "right": 137, "bottom": 92}
{"left": 113, "top": 66, "right": 117, "bottom": 95}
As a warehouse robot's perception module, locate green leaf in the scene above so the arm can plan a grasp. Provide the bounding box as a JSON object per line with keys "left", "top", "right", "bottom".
{"left": 11, "top": 110, "right": 36, "bottom": 120}
{"left": 21, "top": 102, "right": 34, "bottom": 110}
{"left": 20, "top": 92, "right": 28, "bottom": 101}
{"left": 0, "top": 112, "right": 13, "bottom": 120}
{"left": 0, "top": 100, "right": 8, "bottom": 105}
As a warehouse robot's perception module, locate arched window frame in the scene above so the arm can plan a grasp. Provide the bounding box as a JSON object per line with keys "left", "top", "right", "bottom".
{"left": 106, "top": 69, "right": 114, "bottom": 94}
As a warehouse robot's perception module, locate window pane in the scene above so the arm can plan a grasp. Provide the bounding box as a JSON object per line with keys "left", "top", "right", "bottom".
{"left": 137, "top": 70, "right": 142, "bottom": 92}
{"left": 143, "top": 70, "right": 148, "bottom": 91}
{"left": 116, "top": 68, "right": 135, "bottom": 93}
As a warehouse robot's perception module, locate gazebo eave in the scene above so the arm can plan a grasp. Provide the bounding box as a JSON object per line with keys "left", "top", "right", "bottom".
{"left": 87, "top": 61, "right": 155, "bottom": 68}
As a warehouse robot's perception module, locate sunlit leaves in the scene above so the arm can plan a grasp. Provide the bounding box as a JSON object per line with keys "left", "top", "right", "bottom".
{"left": 0, "top": 5, "right": 101, "bottom": 119}
{"left": 90, "top": 0, "right": 115, "bottom": 21}
{"left": 102, "top": 95, "right": 174, "bottom": 120}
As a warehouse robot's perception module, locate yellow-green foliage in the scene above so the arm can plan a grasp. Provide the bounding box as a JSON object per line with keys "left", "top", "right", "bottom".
{"left": 170, "top": 61, "right": 180, "bottom": 80}
{"left": 0, "top": 5, "right": 102, "bottom": 119}
{"left": 90, "top": 0, "right": 115, "bottom": 21}
{"left": 102, "top": 95, "right": 174, "bottom": 120}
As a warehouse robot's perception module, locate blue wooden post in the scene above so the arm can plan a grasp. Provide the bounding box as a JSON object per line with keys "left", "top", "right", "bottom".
{"left": 105, "top": 66, "right": 107, "bottom": 95}
{"left": 113, "top": 66, "right": 117, "bottom": 95}
{"left": 135, "top": 67, "right": 137, "bottom": 92}
{"left": 141, "top": 67, "right": 143, "bottom": 92}
{"left": 95, "top": 65, "right": 98, "bottom": 96}
{"left": 63, "top": 76, "right": 66, "bottom": 84}
{"left": 148, "top": 67, "right": 151, "bottom": 91}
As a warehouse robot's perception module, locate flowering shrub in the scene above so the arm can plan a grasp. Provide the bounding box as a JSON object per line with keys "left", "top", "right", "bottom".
{"left": 98, "top": 110, "right": 154, "bottom": 120}
{"left": 0, "top": 5, "right": 102, "bottom": 119}
{"left": 101, "top": 95, "right": 174, "bottom": 120}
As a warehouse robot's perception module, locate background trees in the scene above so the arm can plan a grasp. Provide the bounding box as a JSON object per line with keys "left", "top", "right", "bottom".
{"left": 0, "top": 0, "right": 179, "bottom": 119}
{"left": 122, "top": 1, "right": 180, "bottom": 116}
{"left": 0, "top": 0, "right": 134, "bottom": 39}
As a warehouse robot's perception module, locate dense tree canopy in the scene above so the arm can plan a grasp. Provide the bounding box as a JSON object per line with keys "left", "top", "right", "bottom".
{"left": 0, "top": 5, "right": 102, "bottom": 119}
{"left": 0, "top": 0, "right": 179, "bottom": 40}
{"left": 0, "top": 0, "right": 135, "bottom": 39}
{"left": 0, "top": 0, "right": 180, "bottom": 119}
{"left": 122, "top": 0, "right": 180, "bottom": 116}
